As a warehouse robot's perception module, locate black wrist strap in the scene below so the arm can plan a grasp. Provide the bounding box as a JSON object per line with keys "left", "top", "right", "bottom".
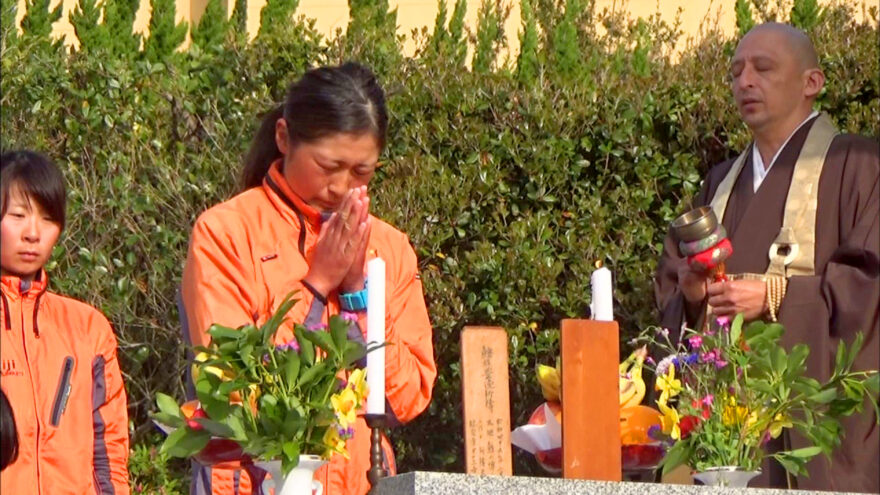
{"left": 301, "top": 279, "right": 328, "bottom": 305}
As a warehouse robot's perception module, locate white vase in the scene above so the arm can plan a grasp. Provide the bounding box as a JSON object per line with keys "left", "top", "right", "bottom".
{"left": 693, "top": 466, "right": 761, "bottom": 487}
{"left": 255, "top": 455, "right": 328, "bottom": 495}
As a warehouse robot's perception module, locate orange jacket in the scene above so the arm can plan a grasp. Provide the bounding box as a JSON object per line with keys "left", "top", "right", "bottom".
{"left": 0, "top": 271, "right": 130, "bottom": 494}
{"left": 181, "top": 161, "right": 436, "bottom": 495}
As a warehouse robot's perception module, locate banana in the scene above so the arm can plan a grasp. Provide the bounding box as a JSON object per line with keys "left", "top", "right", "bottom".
{"left": 619, "top": 346, "right": 647, "bottom": 408}
{"left": 536, "top": 364, "right": 561, "bottom": 402}
{"left": 536, "top": 346, "right": 647, "bottom": 407}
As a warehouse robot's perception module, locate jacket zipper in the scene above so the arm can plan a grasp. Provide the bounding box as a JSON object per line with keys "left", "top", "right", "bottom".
{"left": 32, "top": 292, "right": 43, "bottom": 337}
{"left": 50, "top": 356, "right": 75, "bottom": 427}
{"left": 265, "top": 173, "right": 309, "bottom": 256}
{"left": 19, "top": 295, "right": 42, "bottom": 493}
{"left": 1, "top": 292, "right": 10, "bottom": 330}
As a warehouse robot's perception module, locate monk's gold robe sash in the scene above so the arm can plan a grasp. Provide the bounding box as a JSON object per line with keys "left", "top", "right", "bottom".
{"left": 708, "top": 113, "right": 837, "bottom": 279}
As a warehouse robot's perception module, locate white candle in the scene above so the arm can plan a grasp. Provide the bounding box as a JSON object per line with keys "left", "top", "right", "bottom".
{"left": 366, "top": 257, "right": 386, "bottom": 415}
{"left": 590, "top": 265, "right": 614, "bottom": 321}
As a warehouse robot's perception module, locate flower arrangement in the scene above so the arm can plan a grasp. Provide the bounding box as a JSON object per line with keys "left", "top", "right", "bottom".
{"left": 153, "top": 294, "right": 376, "bottom": 475}
{"left": 634, "top": 314, "right": 879, "bottom": 479}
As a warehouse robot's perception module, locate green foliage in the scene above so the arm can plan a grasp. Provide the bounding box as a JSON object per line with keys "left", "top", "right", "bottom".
{"left": 129, "top": 437, "right": 188, "bottom": 494}
{"left": 1, "top": 0, "right": 18, "bottom": 44}
{"left": 230, "top": 0, "right": 248, "bottom": 34}
{"left": 552, "top": 0, "right": 582, "bottom": 78}
{"left": 790, "top": 0, "right": 822, "bottom": 30}
{"left": 472, "top": 0, "right": 504, "bottom": 74}
{"left": 68, "top": 0, "right": 104, "bottom": 52}
{"left": 143, "top": 0, "right": 188, "bottom": 62}
{"left": 258, "top": 0, "right": 300, "bottom": 39}
{"left": 425, "top": 0, "right": 448, "bottom": 59}
{"left": 342, "top": 0, "right": 400, "bottom": 74}
{"left": 735, "top": 0, "right": 755, "bottom": 37}
{"left": 19, "top": 0, "right": 62, "bottom": 41}
{"left": 446, "top": 0, "right": 468, "bottom": 67}
{"left": 191, "top": 0, "right": 229, "bottom": 49}
{"left": 102, "top": 0, "right": 141, "bottom": 56}
{"left": 1, "top": 1, "right": 877, "bottom": 478}
{"left": 516, "top": 0, "right": 539, "bottom": 85}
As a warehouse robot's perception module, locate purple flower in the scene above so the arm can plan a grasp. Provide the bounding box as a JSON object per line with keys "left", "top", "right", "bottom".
{"left": 715, "top": 358, "right": 728, "bottom": 369}
{"left": 701, "top": 394, "right": 714, "bottom": 407}
{"left": 715, "top": 316, "right": 730, "bottom": 329}
{"left": 338, "top": 425, "right": 355, "bottom": 440}
{"left": 276, "top": 339, "right": 300, "bottom": 352}
{"left": 340, "top": 311, "right": 360, "bottom": 324}
{"left": 307, "top": 322, "right": 327, "bottom": 332}
{"left": 646, "top": 356, "right": 655, "bottom": 365}
{"left": 688, "top": 335, "right": 703, "bottom": 350}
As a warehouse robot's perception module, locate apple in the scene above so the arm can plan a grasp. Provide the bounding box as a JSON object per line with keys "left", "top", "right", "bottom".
{"left": 527, "top": 401, "right": 562, "bottom": 473}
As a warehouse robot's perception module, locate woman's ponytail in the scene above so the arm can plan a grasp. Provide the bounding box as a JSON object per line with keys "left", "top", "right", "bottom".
{"left": 240, "top": 105, "right": 284, "bottom": 190}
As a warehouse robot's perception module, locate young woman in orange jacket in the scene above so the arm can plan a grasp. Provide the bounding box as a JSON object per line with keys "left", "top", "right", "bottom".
{"left": 0, "top": 150, "right": 130, "bottom": 494}
{"left": 181, "top": 62, "right": 437, "bottom": 495}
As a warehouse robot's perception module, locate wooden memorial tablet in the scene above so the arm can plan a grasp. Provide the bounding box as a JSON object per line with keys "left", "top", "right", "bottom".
{"left": 561, "top": 319, "right": 621, "bottom": 481}
{"left": 461, "top": 326, "right": 513, "bottom": 475}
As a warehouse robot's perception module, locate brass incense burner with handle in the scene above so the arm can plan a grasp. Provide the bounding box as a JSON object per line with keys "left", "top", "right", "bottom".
{"left": 671, "top": 206, "right": 732, "bottom": 282}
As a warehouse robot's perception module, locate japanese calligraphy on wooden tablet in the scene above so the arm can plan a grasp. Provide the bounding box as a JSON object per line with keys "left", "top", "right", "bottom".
{"left": 461, "top": 326, "right": 513, "bottom": 476}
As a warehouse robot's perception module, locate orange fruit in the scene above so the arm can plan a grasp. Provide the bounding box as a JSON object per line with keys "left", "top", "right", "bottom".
{"left": 619, "top": 405, "right": 661, "bottom": 445}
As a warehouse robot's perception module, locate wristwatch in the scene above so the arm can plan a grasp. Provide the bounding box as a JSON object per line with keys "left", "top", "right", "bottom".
{"left": 339, "top": 287, "right": 368, "bottom": 312}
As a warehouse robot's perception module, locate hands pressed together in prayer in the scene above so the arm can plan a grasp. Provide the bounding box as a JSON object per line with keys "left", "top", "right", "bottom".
{"left": 679, "top": 264, "right": 768, "bottom": 321}
{"left": 303, "top": 186, "right": 372, "bottom": 297}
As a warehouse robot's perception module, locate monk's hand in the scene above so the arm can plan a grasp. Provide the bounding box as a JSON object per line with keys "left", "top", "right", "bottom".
{"left": 304, "top": 187, "right": 368, "bottom": 298}
{"left": 340, "top": 188, "right": 371, "bottom": 294}
{"left": 707, "top": 279, "right": 768, "bottom": 320}
{"left": 678, "top": 263, "right": 709, "bottom": 304}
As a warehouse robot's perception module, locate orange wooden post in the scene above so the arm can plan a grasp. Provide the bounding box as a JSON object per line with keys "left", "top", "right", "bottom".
{"left": 561, "top": 319, "right": 621, "bottom": 481}
{"left": 460, "top": 326, "right": 513, "bottom": 475}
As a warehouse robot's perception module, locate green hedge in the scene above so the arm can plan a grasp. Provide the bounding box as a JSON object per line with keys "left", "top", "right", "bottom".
{"left": 2, "top": 0, "right": 877, "bottom": 487}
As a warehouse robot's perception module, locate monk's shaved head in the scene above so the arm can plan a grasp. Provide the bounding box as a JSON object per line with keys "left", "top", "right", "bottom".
{"left": 740, "top": 22, "right": 819, "bottom": 70}
{"left": 730, "top": 22, "right": 825, "bottom": 136}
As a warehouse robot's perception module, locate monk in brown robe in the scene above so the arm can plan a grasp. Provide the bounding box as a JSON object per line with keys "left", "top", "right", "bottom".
{"left": 654, "top": 23, "right": 879, "bottom": 492}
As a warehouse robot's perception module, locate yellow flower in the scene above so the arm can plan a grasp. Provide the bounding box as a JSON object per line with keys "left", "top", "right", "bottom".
{"left": 331, "top": 387, "right": 358, "bottom": 429}
{"left": 322, "top": 426, "right": 349, "bottom": 459}
{"left": 768, "top": 413, "right": 793, "bottom": 438}
{"left": 192, "top": 351, "right": 234, "bottom": 383}
{"left": 655, "top": 365, "right": 682, "bottom": 400}
{"left": 721, "top": 396, "right": 754, "bottom": 427}
{"left": 658, "top": 400, "right": 681, "bottom": 440}
{"left": 348, "top": 368, "right": 368, "bottom": 404}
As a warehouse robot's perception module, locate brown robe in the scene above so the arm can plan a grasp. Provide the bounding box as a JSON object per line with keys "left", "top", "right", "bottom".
{"left": 654, "top": 116, "right": 880, "bottom": 492}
